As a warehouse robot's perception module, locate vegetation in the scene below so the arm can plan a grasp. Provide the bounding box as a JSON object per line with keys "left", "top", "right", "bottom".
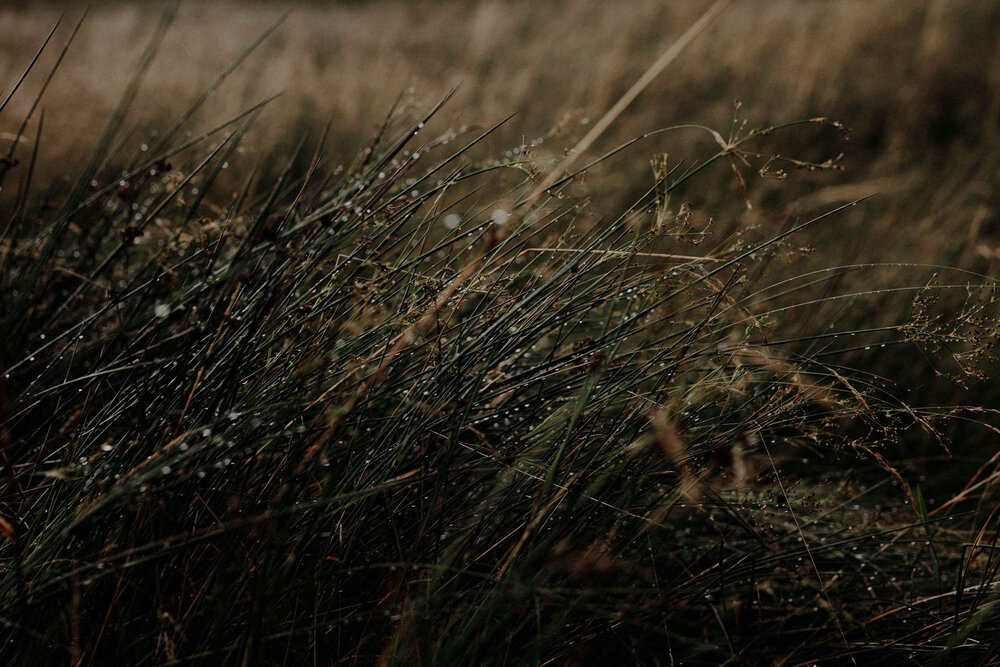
{"left": 2, "top": 2, "right": 1000, "bottom": 664}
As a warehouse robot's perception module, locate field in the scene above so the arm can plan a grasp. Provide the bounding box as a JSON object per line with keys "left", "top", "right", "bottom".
{"left": 3, "top": 0, "right": 1000, "bottom": 664}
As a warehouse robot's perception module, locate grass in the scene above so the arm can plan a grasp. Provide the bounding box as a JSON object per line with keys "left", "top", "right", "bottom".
{"left": 3, "top": 3, "right": 1000, "bottom": 665}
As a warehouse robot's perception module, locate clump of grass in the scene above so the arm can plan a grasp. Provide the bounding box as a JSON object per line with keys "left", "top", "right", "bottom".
{"left": 4, "top": 14, "right": 1000, "bottom": 667}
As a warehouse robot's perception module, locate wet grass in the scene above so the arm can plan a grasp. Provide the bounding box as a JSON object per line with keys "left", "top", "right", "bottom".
{"left": 3, "top": 6, "right": 1000, "bottom": 666}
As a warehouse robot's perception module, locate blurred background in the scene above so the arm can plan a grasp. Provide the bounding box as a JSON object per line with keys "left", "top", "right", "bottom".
{"left": 3, "top": 1, "right": 998, "bottom": 234}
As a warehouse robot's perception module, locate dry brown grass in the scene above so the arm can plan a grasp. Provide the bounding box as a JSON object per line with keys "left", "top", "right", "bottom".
{"left": 3, "top": 1, "right": 997, "bottom": 178}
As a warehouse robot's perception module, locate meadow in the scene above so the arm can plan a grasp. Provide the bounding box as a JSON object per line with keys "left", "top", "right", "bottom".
{"left": 3, "top": 0, "right": 1000, "bottom": 664}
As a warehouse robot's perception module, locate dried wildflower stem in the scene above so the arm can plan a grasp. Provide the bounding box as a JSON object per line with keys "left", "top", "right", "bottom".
{"left": 498, "top": 477, "right": 573, "bottom": 577}
{"left": 523, "top": 0, "right": 733, "bottom": 209}
{"left": 52, "top": 267, "right": 109, "bottom": 292}
{"left": 300, "top": 260, "right": 479, "bottom": 470}
{"left": 650, "top": 411, "right": 699, "bottom": 503}
{"left": 516, "top": 247, "right": 725, "bottom": 263}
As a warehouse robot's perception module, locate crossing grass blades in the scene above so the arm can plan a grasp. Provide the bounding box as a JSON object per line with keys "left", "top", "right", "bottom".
{"left": 3, "top": 11, "right": 1000, "bottom": 666}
